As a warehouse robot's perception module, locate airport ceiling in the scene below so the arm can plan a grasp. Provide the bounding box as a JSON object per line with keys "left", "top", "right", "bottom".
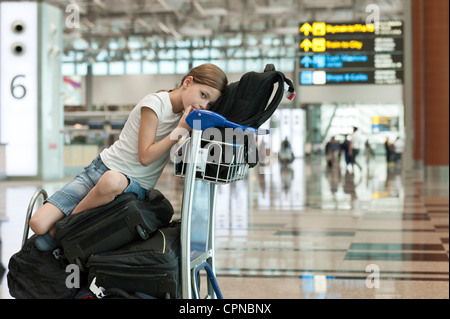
{"left": 13, "top": 0, "right": 407, "bottom": 63}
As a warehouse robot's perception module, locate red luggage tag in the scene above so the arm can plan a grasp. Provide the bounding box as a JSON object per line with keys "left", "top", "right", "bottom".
{"left": 284, "top": 82, "right": 296, "bottom": 100}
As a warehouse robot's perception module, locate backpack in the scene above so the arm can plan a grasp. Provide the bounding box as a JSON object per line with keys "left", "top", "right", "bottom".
{"left": 210, "top": 64, "right": 296, "bottom": 129}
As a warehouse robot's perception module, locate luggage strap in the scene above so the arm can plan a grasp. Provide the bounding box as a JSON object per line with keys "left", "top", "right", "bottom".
{"left": 89, "top": 277, "right": 106, "bottom": 299}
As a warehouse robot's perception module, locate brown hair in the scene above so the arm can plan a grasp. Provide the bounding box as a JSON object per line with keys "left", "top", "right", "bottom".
{"left": 180, "top": 63, "right": 228, "bottom": 94}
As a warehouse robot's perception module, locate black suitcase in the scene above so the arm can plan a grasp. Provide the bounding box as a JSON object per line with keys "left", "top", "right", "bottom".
{"left": 87, "top": 221, "right": 181, "bottom": 299}
{"left": 55, "top": 190, "right": 174, "bottom": 272}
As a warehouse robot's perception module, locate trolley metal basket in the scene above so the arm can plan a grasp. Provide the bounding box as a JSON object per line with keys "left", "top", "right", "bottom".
{"left": 176, "top": 110, "right": 263, "bottom": 299}
{"left": 174, "top": 135, "right": 248, "bottom": 184}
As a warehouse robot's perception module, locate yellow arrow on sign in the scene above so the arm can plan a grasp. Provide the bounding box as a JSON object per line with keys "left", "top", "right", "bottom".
{"left": 300, "top": 23, "right": 313, "bottom": 36}
{"left": 300, "top": 39, "right": 313, "bottom": 52}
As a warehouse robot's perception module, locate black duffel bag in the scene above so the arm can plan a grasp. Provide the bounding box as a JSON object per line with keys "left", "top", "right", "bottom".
{"left": 7, "top": 235, "right": 79, "bottom": 299}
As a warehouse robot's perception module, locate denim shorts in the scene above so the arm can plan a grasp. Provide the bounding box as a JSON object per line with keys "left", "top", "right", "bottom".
{"left": 46, "top": 155, "right": 148, "bottom": 216}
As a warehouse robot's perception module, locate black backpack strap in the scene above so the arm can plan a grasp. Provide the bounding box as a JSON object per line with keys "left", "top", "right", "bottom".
{"left": 209, "top": 81, "right": 238, "bottom": 115}
{"left": 246, "top": 72, "right": 288, "bottom": 128}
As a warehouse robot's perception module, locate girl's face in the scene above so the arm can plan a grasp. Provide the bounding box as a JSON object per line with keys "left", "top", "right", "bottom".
{"left": 181, "top": 76, "right": 222, "bottom": 111}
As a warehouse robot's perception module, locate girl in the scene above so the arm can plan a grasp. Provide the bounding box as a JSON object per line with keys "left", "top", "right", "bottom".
{"left": 30, "top": 64, "right": 228, "bottom": 251}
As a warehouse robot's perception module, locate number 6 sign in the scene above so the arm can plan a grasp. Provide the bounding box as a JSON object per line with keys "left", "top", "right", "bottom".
{"left": 10, "top": 75, "right": 27, "bottom": 100}
{"left": 0, "top": 2, "right": 38, "bottom": 176}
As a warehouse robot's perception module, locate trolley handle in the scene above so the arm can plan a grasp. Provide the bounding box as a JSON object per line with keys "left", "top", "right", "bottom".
{"left": 186, "top": 110, "right": 269, "bottom": 135}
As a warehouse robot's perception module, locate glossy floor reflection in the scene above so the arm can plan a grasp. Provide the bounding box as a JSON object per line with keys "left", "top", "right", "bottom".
{"left": 0, "top": 156, "right": 448, "bottom": 299}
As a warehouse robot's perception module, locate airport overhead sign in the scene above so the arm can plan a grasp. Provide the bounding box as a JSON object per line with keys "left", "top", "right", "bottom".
{"left": 299, "top": 21, "right": 404, "bottom": 85}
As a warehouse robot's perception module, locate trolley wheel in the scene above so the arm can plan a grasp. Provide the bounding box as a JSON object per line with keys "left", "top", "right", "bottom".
{"left": 75, "top": 257, "right": 86, "bottom": 273}
{"left": 136, "top": 225, "right": 149, "bottom": 240}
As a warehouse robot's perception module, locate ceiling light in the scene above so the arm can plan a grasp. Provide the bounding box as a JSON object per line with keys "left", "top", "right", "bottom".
{"left": 93, "top": 0, "right": 107, "bottom": 10}
{"left": 193, "top": 1, "right": 207, "bottom": 16}
{"left": 255, "top": 6, "right": 290, "bottom": 15}
{"left": 194, "top": 1, "right": 228, "bottom": 16}
{"left": 136, "top": 18, "right": 151, "bottom": 30}
{"left": 180, "top": 27, "right": 213, "bottom": 37}
{"left": 273, "top": 27, "right": 299, "bottom": 35}
{"left": 157, "top": 22, "right": 171, "bottom": 34}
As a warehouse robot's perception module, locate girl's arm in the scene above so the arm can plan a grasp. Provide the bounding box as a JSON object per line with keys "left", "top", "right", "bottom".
{"left": 138, "top": 106, "right": 192, "bottom": 167}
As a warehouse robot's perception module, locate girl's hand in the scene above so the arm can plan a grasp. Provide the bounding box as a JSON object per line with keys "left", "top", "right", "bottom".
{"left": 177, "top": 105, "right": 194, "bottom": 131}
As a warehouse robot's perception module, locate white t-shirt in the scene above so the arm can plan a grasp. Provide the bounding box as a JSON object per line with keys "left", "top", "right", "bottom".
{"left": 394, "top": 139, "right": 405, "bottom": 153}
{"left": 100, "top": 92, "right": 182, "bottom": 190}
{"left": 351, "top": 130, "right": 363, "bottom": 150}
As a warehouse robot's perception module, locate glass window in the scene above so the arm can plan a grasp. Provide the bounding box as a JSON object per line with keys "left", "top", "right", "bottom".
{"left": 109, "top": 41, "right": 119, "bottom": 50}
{"left": 193, "top": 60, "right": 210, "bottom": 68}
{"left": 129, "top": 50, "right": 141, "bottom": 61}
{"left": 262, "top": 35, "right": 273, "bottom": 46}
{"left": 143, "top": 61, "right": 158, "bottom": 74}
{"left": 96, "top": 50, "right": 108, "bottom": 62}
{"left": 73, "top": 38, "right": 88, "bottom": 50}
{"left": 209, "top": 60, "right": 226, "bottom": 72}
{"left": 109, "top": 61, "right": 125, "bottom": 75}
{"left": 62, "top": 63, "right": 75, "bottom": 76}
{"left": 191, "top": 39, "right": 200, "bottom": 47}
{"left": 233, "top": 48, "right": 245, "bottom": 58}
{"left": 245, "top": 59, "right": 262, "bottom": 72}
{"left": 211, "top": 38, "right": 222, "bottom": 47}
{"left": 177, "top": 39, "right": 191, "bottom": 48}
{"left": 159, "top": 49, "right": 175, "bottom": 60}
{"left": 210, "top": 48, "right": 221, "bottom": 59}
{"left": 193, "top": 48, "right": 210, "bottom": 59}
{"left": 228, "top": 59, "right": 244, "bottom": 72}
{"left": 76, "top": 63, "right": 87, "bottom": 76}
{"left": 126, "top": 61, "right": 141, "bottom": 74}
{"left": 93, "top": 62, "right": 108, "bottom": 75}
{"left": 62, "top": 51, "right": 76, "bottom": 63}
{"left": 228, "top": 37, "right": 242, "bottom": 46}
{"left": 176, "top": 49, "right": 191, "bottom": 60}
{"left": 279, "top": 58, "right": 294, "bottom": 72}
{"left": 145, "top": 50, "right": 156, "bottom": 60}
{"left": 159, "top": 61, "right": 175, "bottom": 74}
{"left": 76, "top": 52, "right": 85, "bottom": 61}
{"left": 176, "top": 60, "right": 189, "bottom": 74}
{"left": 128, "top": 37, "right": 142, "bottom": 50}
{"left": 245, "top": 48, "right": 260, "bottom": 58}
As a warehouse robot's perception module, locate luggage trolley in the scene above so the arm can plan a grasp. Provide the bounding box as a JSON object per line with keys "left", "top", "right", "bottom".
{"left": 175, "top": 110, "right": 262, "bottom": 299}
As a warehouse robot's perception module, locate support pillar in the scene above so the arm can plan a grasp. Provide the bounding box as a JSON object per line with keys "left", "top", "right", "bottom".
{"left": 0, "top": 2, "right": 64, "bottom": 180}
{"left": 412, "top": 0, "right": 449, "bottom": 167}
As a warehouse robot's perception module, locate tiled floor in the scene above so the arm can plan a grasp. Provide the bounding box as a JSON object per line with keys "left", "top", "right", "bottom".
{"left": 1, "top": 155, "right": 448, "bottom": 299}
